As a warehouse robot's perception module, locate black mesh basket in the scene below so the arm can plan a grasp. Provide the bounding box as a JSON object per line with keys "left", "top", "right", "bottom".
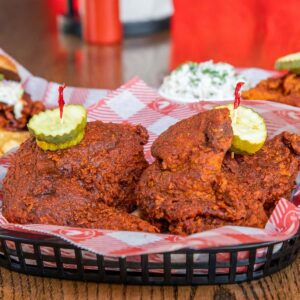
{"left": 0, "top": 227, "right": 299, "bottom": 285}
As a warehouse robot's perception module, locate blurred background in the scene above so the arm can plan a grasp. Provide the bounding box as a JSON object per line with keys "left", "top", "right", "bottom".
{"left": 1, "top": 0, "right": 300, "bottom": 89}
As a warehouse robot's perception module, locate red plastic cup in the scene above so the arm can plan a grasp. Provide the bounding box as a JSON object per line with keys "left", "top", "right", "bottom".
{"left": 80, "top": 0, "right": 122, "bottom": 44}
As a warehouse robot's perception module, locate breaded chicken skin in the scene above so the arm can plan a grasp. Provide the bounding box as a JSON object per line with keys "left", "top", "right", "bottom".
{"left": 3, "top": 121, "right": 158, "bottom": 232}
{"left": 136, "top": 109, "right": 300, "bottom": 235}
{"left": 136, "top": 109, "right": 234, "bottom": 233}
{"left": 242, "top": 73, "right": 300, "bottom": 107}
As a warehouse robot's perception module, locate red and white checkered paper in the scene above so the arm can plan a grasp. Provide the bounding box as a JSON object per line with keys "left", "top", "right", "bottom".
{"left": 0, "top": 49, "right": 299, "bottom": 259}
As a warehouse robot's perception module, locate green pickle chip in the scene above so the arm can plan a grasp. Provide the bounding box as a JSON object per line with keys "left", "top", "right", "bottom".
{"left": 28, "top": 104, "right": 87, "bottom": 151}
{"left": 215, "top": 104, "right": 267, "bottom": 155}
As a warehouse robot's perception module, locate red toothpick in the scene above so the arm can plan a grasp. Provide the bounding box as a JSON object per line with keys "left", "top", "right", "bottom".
{"left": 58, "top": 84, "right": 66, "bottom": 119}
{"left": 234, "top": 81, "right": 245, "bottom": 109}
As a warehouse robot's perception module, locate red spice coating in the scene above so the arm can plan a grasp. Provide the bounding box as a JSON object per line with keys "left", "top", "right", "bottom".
{"left": 3, "top": 121, "right": 158, "bottom": 232}
{"left": 136, "top": 109, "right": 300, "bottom": 235}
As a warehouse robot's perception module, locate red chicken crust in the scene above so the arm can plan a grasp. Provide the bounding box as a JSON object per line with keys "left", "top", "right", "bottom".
{"left": 3, "top": 121, "right": 158, "bottom": 232}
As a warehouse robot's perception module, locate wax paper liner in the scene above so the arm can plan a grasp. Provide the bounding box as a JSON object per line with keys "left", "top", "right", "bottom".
{"left": 0, "top": 49, "right": 299, "bottom": 274}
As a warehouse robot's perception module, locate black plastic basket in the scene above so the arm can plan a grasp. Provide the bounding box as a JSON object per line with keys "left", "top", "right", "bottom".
{"left": 0, "top": 228, "right": 299, "bottom": 285}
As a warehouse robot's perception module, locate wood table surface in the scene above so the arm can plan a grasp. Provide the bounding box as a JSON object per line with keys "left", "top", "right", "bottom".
{"left": 0, "top": 256, "right": 299, "bottom": 300}
{"left": 0, "top": 1, "right": 299, "bottom": 299}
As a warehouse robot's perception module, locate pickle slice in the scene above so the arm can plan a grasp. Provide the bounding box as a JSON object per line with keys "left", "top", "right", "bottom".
{"left": 215, "top": 104, "right": 267, "bottom": 155}
{"left": 275, "top": 52, "right": 300, "bottom": 72}
{"left": 28, "top": 105, "right": 87, "bottom": 144}
{"left": 36, "top": 130, "right": 85, "bottom": 151}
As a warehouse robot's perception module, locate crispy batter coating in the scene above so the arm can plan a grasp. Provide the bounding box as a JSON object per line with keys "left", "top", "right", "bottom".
{"left": 3, "top": 121, "right": 158, "bottom": 232}
{"left": 179, "top": 132, "right": 300, "bottom": 234}
{"left": 220, "top": 132, "right": 300, "bottom": 215}
{"left": 137, "top": 109, "right": 300, "bottom": 235}
{"left": 136, "top": 109, "right": 234, "bottom": 233}
{"left": 242, "top": 73, "right": 300, "bottom": 107}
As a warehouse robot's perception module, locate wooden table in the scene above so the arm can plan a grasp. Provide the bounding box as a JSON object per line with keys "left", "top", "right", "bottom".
{"left": 0, "top": 1, "right": 299, "bottom": 299}
{"left": 0, "top": 257, "right": 299, "bottom": 299}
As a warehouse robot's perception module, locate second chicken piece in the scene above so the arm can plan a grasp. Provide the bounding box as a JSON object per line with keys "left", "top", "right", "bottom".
{"left": 136, "top": 108, "right": 300, "bottom": 235}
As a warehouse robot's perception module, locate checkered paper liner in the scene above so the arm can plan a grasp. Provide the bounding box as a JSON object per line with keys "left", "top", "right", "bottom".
{"left": 0, "top": 49, "right": 299, "bottom": 262}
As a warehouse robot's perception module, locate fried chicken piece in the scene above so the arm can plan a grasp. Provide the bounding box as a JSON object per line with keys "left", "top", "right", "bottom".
{"left": 137, "top": 109, "right": 300, "bottom": 235}
{"left": 242, "top": 77, "right": 284, "bottom": 101}
{"left": 3, "top": 121, "right": 157, "bottom": 232}
{"left": 282, "top": 73, "right": 300, "bottom": 94}
{"left": 165, "top": 132, "right": 300, "bottom": 235}
{"left": 4, "top": 176, "right": 157, "bottom": 232}
{"left": 136, "top": 109, "right": 234, "bottom": 232}
{"left": 242, "top": 73, "right": 300, "bottom": 107}
{"left": 220, "top": 132, "right": 300, "bottom": 216}
{"left": 170, "top": 203, "right": 267, "bottom": 235}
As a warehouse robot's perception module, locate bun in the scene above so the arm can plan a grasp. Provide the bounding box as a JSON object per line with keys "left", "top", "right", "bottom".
{"left": 0, "top": 55, "right": 21, "bottom": 81}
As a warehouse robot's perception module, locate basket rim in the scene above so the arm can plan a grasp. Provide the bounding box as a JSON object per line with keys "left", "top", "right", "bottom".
{"left": 0, "top": 227, "right": 299, "bottom": 254}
